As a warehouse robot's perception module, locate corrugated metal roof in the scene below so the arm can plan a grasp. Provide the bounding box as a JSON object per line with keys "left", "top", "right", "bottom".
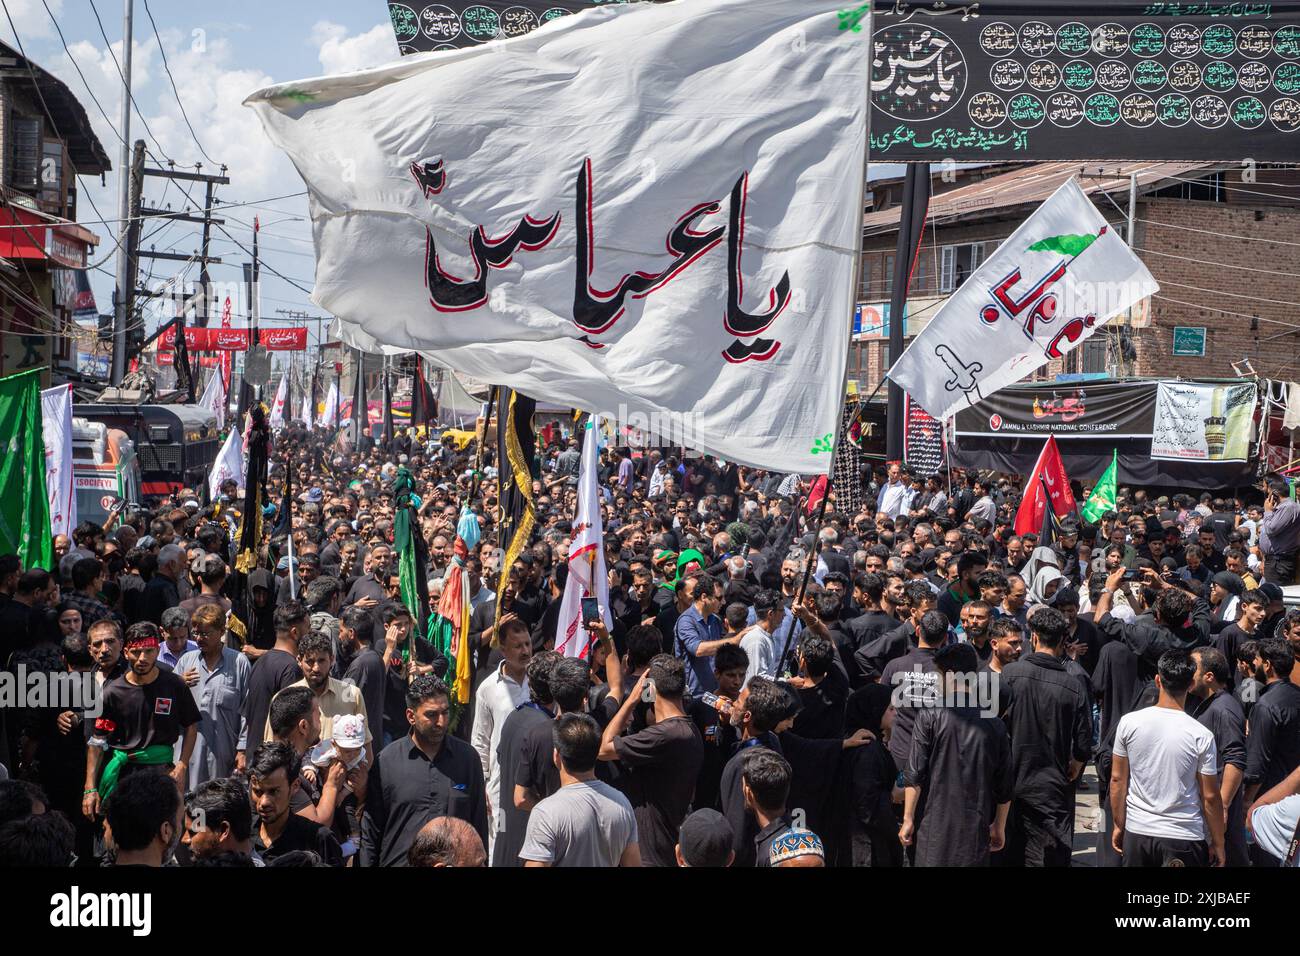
{"left": 862, "top": 161, "right": 1219, "bottom": 237}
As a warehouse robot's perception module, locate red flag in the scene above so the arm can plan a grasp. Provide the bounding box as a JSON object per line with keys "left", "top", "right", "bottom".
{"left": 1013, "top": 435, "right": 1076, "bottom": 536}
{"left": 804, "top": 475, "right": 828, "bottom": 516}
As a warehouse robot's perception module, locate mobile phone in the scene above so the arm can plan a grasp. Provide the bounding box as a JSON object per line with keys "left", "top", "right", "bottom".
{"left": 1122, "top": 568, "right": 1142, "bottom": 581}
{"left": 581, "top": 597, "right": 601, "bottom": 625}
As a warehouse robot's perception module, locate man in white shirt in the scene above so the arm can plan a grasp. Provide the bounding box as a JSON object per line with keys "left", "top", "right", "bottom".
{"left": 876, "top": 462, "right": 913, "bottom": 520}
{"left": 470, "top": 617, "right": 532, "bottom": 860}
{"left": 1110, "top": 649, "right": 1226, "bottom": 867}
{"left": 739, "top": 590, "right": 782, "bottom": 685}
{"left": 1248, "top": 763, "right": 1300, "bottom": 867}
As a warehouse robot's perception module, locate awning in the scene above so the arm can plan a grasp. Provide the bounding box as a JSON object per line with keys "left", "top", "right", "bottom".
{"left": 0, "top": 202, "right": 99, "bottom": 268}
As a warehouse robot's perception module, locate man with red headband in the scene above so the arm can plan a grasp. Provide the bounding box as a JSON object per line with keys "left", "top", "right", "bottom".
{"left": 82, "top": 621, "right": 201, "bottom": 823}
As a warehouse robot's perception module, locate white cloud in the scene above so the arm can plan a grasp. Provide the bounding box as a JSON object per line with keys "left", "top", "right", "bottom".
{"left": 311, "top": 20, "right": 398, "bottom": 76}
{"left": 43, "top": 28, "right": 319, "bottom": 328}
{"left": 0, "top": 0, "right": 64, "bottom": 42}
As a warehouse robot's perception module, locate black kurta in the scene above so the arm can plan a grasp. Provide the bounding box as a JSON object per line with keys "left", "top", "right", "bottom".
{"left": 904, "top": 705, "right": 1013, "bottom": 866}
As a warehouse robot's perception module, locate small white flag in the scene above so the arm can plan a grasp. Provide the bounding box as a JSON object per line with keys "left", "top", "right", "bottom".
{"left": 208, "top": 428, "right": 245, "bottom": 501}
{"left": 198, "top": 368, "right": 227, "bottom": 430}
{"left": 556, "top": 416, "right": 613, "bottom": 659}
{"left": 317, "top": 381, "right": 339, "bottom": 430}
{"left": 40, "top": 385, "right": 76, "bottom": 537}
{"left": 269, "top": 374, "right": 289, "bottom": 429}
{"left": 888, "top": 178, "right": 1158, "bottom": 422}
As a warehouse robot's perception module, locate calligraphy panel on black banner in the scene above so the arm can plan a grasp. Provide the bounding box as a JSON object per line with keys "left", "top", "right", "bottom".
{"left": 387, "top": 1, "right": 656, "bottom": 53}
{"left": 863, "top": 0, "right": 1300, "bottom": 161}
{"left": 953, "top": 380, "right": 1158, "bottom": 440}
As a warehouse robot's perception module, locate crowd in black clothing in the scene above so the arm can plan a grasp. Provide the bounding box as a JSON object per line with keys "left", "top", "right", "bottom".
{"left": 1, "top": 421, "right": 1300, "bottom": 869}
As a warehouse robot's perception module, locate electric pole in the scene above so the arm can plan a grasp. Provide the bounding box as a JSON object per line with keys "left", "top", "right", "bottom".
{"left": 110, "top": 0, "right": 135, "bottom": 386}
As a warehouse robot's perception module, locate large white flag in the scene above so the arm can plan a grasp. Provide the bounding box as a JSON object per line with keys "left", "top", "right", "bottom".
{"left": 40, "top": 385, "right": 75, "bottom": 537}
{"left": 198, "top": 368, "right": 226, "bottom": 430}
{"left": 269, "top": 374, "right": 289, "bottom": 429}
{"left": 299, "top": 381, "right": 313, "bottom": 425}
{"left": 208, "top": 428, "right": 245, "bottom": 501}
{"left": 555, "top": 416, "right": 613, "bottom": 659}
{"left": 888, "top": 178, "right": 1159, "bottom": 422}
{"left": 245, "top": 0, "right": 868, "bottom": 473}
{"left": 317, "top": 381, "right": 339, "bottom": 430}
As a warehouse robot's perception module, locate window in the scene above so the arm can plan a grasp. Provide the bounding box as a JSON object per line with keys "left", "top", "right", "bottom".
{"left": 7, "top": 113, "right": 42, "bottom": 193}
{"left": 881, "top": 254, "right": 895, "bottom": 298}
{"left": 40, "top": 139, "right": 66, "bottom": 214}
{"left": 939, "top": 242, "right": 986, "bottom": 292}
{"left": 858, "top": 257, "right": 872, "bottom": 298}
{"left": 1079, "top": 336, "right": 1108, "bottom": 374}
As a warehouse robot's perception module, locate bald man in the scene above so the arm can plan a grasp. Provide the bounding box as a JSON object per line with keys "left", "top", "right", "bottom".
{"left": 407, "top": 816, "right": 488, "bottom": 868}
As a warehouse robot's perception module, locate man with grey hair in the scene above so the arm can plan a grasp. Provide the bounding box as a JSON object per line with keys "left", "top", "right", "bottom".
{"left": 159, "top": 607, "right": 197, "bottom": 670}
{"left": 143, "top": 543, "right": 186, "bottom": 625}
{"left": 408, "top": 816, "right": 488, "bottom": 867}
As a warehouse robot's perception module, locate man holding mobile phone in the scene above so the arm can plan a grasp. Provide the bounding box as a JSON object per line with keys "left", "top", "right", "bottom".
{"left": 1260, "top": 479, "right": 1300, "bottom": 586}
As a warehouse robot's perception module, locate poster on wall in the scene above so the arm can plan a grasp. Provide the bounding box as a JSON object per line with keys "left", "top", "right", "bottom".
{"left": 866, "top": 1, "right": 1300, "bottom": 161}
{"left": 1151, "top": 381, "right": 1256, "bottom": 462}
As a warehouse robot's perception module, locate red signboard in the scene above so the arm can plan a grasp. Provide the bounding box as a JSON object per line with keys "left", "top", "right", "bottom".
{"left": 158, "top": 326, "right": 308, "bottom": 351}
{"left": 260, "top": 327, "right": 307, "bottom": 350}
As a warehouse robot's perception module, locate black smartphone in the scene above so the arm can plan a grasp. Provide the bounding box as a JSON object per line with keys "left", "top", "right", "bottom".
{"left": 1122, "top": 568, "right": 1142, "bottom": 581}
{"left": 581, "top": 597, "right": 600, "bottom": 625}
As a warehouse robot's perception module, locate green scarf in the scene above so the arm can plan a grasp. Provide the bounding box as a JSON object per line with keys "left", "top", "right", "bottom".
{"left": 97, "top": 743, "right": 175, "bottom": 801}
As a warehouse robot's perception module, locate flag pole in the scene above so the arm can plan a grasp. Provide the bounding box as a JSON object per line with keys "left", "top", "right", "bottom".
{"left": 785, "top": 7, "right": 875, "bottom": 672}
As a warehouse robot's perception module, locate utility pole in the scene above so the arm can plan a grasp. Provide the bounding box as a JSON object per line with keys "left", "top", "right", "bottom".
{"left": 110, "top": 0, "right": 135, "bottom": 385}
{"left": 130, "top": 164, "right": 230, "bottom": 386}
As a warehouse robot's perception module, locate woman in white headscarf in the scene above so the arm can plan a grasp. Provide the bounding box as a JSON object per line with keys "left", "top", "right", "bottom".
{"left": 1028, "top": 565, "right": 1067, "bottom": 606}
{"left": 1020, "top": 546, "right": 1061, "bottom": 596}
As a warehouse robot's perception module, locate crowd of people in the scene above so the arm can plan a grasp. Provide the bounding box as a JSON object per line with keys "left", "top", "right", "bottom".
{"left": 1, "top": 415, "right": 1299, "bottom": 869}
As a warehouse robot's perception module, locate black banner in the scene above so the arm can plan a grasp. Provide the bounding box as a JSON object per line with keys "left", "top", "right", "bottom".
{"left": 867, "top": 1, "right": 1300, "bottom": 161}
{"left": 953, "top": 380, "right": 1158, "bottom": 439}
{"left": 387, "top": 1, "right": 650, "bottom": 53}
{"left": 904, "top": 394, "right": 946, "bottom": 476}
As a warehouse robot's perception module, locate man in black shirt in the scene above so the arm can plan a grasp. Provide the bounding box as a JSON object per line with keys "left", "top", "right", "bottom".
{"left": 249, "top": 742, "right": 343, "bottom": 866}
{"left": 687, "top": 644, "right": 746, "bottom": 812}
{"left": 362, "top": 675, "right": 488, "bottom": 866}
{"left": 240, "top": 601, "right": 307, "bottom": 765}
{"left": 1243, "top": 637, "right": 1300, "bottom": 865}
{"left": 881, "top": 610, "right": 947, "bottom": 771}
{"left": 1000, "top": 607, "right": 1092, "bottom": 867}
{"left": 790, "top": 633, "right": 848, "bottom": 739}
{"left": 719, "top": 676, "right": 789, "bottom": 867}
{"left": 83, "top": 622, "right": 200, "bottom": 822}
{"left": 495, "top": 651, "right": 561, "bottom": 867}
{"left": 102, "top": 772, "right": 183, "bottom": 867}
{"left": 340, "top": 604, "right": 386, "bottom": 744}
{"left": 1189, "top": 647, "right": 1248, "bottom": 867}
{"left": 598, "top": 654, "right": 704, "bottom": 867}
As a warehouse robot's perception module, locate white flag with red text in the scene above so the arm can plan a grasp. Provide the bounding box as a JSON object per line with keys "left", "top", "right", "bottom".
{"left": 245, "top": 0, "right": 868, "bottom": 474}
{"left": 269, "top": 374, "right": 289, "bottom": 430}
{"left": 556, "top": 416, "right": 613, "bottom": 659}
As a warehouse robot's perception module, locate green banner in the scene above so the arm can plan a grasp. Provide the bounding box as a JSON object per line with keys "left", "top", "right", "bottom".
{"left": 0, "top": 369, "right": 52, "bottom": 569}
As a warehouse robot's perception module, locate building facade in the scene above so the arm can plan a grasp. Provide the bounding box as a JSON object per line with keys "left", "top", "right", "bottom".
{"left": 0, "top": 41, "right": 109, "bottom": 387}
{"left": 853, "top": 161, "right": 1300, "bottom": 395}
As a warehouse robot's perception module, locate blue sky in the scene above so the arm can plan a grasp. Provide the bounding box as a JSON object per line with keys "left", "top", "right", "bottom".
{"left": 2, "top": 0, "right": 401, "bottom": 351}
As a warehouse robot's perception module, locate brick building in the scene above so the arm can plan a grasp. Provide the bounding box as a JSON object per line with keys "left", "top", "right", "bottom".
{"left": 853, "top": 161, "right": 1300, "bottom": 394}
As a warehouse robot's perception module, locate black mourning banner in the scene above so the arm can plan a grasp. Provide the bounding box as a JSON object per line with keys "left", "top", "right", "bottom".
{"left": 953, "top": 380, "right": 1158, "bottom": 440}
{"left": 866, "top": 1, "right": 1300, "bottom": 161}
{"left": 386, "top": 1, "right": 650, "bottom": 53}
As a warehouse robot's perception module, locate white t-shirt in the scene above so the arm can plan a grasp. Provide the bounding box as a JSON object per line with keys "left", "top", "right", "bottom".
{"left": 739, "top": 626, "right": 776, "bottom": 685}
{"left": 1252, "top": 795, "right": 1300, "bottom": 866}
{"left": 1114, "top": 706, "right": 1218, "bottom": 841}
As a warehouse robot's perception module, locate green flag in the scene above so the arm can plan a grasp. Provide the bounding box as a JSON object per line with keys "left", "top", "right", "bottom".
{"left": 1081, "top": 450, "right": 1118, "bottom": 524}
{"left": 0, "top": 369, "right": 52, "bottom": 569}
